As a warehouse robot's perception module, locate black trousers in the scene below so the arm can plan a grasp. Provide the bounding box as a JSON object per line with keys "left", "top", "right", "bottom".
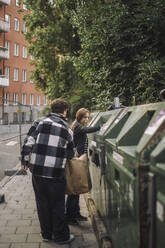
{"left": 66, "top": 194, "right": 80, "bottom": 218}
{"left": 32, "top": 174, "right": 70, "bottom": 241}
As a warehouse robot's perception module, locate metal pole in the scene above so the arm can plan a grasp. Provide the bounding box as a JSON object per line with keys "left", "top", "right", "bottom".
{"left": 18, "top": 102, "right": 22, "bottom": 158}
{"left": 2, "top": 88, "right": 4, "bottom": 122}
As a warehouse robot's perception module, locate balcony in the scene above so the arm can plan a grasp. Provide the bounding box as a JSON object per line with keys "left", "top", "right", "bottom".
{"left": 0, "top": 18, "right": 10, "bottom": 32}
{"left": 0, "top": 46, "right": 9, "bottom": 59}
{"left": 0, "top": 0, "right": 10, "bottom": 5}
{"left": 0, "top": 75, "right": 9, "bottom": 87}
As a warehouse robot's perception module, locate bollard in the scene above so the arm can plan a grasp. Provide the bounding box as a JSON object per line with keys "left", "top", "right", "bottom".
{"left": 0, "top": 194, "right": 5, "bottom": 204}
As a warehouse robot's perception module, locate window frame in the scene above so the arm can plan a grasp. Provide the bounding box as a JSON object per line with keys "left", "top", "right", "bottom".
{"left": 14, "top": 43, "right": 19, "bottom": 56}
{"left": 13, "top": 68, "right": 19, "bottom": 81}
{"left": 30, "top": 94, "right": 34, "bottom": 105}
{"left": 14, "top": 18, "right": 20, "bottom": 31}
{"left": 13, "top": 93, "right": 18, "bottom": 105}
{"left": 22, "top": 46, "right": 27, "bottom": 58}
{"left": 5, "top": 14, "right": 11, "bottom": 28}
{"left": 4, "top": 92, "right": 9, "bottom": 105}
{"left": 22, "top": 69, "right": 27, "bottom": 82}
{"left": 22, "top": 93, "right": 26, "bottom": 105}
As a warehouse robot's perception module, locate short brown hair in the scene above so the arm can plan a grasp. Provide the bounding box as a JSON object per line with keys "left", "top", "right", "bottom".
{"left": 76, "top": 108, "right": 90, "bottom": 122}
{"left": 50, "top": 98, "right": 69, "bottom": 114}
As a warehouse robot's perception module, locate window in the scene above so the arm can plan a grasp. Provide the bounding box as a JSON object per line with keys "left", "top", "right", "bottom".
{"left": 22, "top": 69, "right": 27, "bottom": 82}
{"left": 4, "top": 93, "right": 9, "bottom": 105}
{"left": 14, "top": 43, "right": 19, "bottom": 56}
{"left": 23, "top": 3, "right": 27, "bottom": 10}
{"left": 14, "top": 18, "right": 19, "bottom": 31}
{"left": 5, "top": 41, "right": 10, "bottom": 57}
{"left": 30, "top": 94, "right": 34, "bottom": 105}
{"left": 13, "top": 112, "right": 18, "bottom": 123}
{"left": 21, "top": 112, "right": 26, "bottom": 123}
{"left": 3, "top": 113, "right": 8, "bottom": 124}
{"left": 5, "top": 14, "right": 10, "bottom": 28}
{"left": 13, "top": 93, "right": 18, "bottom": 105}
{"left": 23, "top": 23, "right": 27, "bottom": 33}
{"left": 44, "top": 96, "right": 47, "bottom": 105}
{"left": 22, "top": 46, "right": 27, "bottom": 58}
{"left": 22, "top": 93, "right": 26, "bottom": 105}
{"left": 13, "top": 68, "right": 19, "bottom": 81}
{"left": 37, "top": 95, "right": 40, "bottom": 105}
{"left": 15, "top": 0, "right": 20, "bottom": 6}
{"left": 30, "top": 54, "right": 34, "bottom": 60}
{"left": 30, "top": 72, "right": 34, "bottom": 83}
{"left": 4, "top": 66, "right": 10, "bottom": 79}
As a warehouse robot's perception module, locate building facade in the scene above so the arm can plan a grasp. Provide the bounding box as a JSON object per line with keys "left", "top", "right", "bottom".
{"left": 0, "top": 0, "right": 47, "bottom": 124}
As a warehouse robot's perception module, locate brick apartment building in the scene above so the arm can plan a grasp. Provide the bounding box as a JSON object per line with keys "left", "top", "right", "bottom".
{"left": 0, "top": 0, "right": 47, "bottom": 124}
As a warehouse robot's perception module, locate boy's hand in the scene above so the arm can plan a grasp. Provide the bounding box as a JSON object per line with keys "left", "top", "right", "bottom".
{"left": 21, "top": 165, "right": 28, "bottom": 171}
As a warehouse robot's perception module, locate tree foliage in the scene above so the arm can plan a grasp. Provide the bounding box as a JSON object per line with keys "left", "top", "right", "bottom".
{"left": 21, "top": 0, "right": 165, "bottom": 112}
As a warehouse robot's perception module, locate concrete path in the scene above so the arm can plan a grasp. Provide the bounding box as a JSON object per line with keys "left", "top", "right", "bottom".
{"left": 0, "top": 172, "right": 99, "bottom": 248}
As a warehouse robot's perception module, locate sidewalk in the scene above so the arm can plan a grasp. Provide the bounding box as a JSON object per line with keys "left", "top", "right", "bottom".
{"left": 0, "top": 172, "right": 99, "bottom": 248}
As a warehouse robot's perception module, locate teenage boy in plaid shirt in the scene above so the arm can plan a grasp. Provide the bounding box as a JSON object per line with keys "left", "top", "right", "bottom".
{"left": 21, "top": 99, "right": 75, "bottom": 245}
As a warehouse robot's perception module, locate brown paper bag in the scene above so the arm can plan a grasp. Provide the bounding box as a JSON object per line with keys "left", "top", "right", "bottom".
{"left": 65, "top": 154, "right": 92, "bottom": 195}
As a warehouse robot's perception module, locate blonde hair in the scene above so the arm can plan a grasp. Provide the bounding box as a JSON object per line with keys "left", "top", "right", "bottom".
{"left": 71, "top": 108, "right": 90, "bottom": 129}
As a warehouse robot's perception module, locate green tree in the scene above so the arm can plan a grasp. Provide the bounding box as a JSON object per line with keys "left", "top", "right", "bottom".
{"left": 20, "top": 0, "right": 91, "bottom": 115}
{"left": 21, "top": 0, "right": 165, "bottom": 112}
{"left": 71, "top": 0, "right": 165, "bottom": 107}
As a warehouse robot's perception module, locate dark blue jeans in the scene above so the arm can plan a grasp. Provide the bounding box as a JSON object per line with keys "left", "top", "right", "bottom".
{"left": 32, "top": 174, "right": 70, "bottom": 241}
{"left": 66, "top": 194, "right": 80, "bottom": 218}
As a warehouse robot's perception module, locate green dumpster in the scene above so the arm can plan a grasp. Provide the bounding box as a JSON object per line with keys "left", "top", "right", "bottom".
{"left": 138, "top": 108, "right": 165, "bottom": 248}
{"left": 150, "top": 135, "right": 165, "bottom": 248}
{"left": 88, "top": 103, "right": 165, "bottom": 248}
{"left": 88, "top": 110, "right": 117, "bottom": 216}
{"left": 104, "top": 103, "right": 165, "bottom": 248}
{"left": 88, "top": 109, "right": 123, "bottom": 219}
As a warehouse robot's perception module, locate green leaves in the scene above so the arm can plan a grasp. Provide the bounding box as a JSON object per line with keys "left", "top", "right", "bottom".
{"left": 20, "top": 0, "right": 165, "bottom": 114}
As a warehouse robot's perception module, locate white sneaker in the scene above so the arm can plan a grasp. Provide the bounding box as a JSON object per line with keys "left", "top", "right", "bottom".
{"left": 55, "top": 234, "right": 75, "bottom": 245}
{"left": 40, "top": 233, "right": 52, "bottom": 242}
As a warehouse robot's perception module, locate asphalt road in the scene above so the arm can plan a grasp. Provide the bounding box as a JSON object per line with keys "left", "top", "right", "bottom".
{"left": 0, "top": 136, "right": 22, "bottom": 180}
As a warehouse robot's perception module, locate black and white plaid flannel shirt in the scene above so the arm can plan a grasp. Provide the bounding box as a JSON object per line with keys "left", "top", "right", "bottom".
{"left": 21, "top": 113, "right": 74, "bottom": 178}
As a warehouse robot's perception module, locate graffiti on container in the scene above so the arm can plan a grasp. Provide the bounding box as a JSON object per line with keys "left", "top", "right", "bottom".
{"left": 156, "top": 201, "right": 164, "bottom": 222}
{"left": 113, "top": 151, "right": 124, "bottom": 165}
{"left": 145, "top": 109, "right": 165, "bottom": 136}
{"left": 114, "top": 108, "right": 128, "bottom": 124}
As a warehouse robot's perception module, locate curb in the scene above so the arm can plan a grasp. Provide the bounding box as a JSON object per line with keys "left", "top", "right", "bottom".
{"left": 84, "top": 193, "right": 113, "bottom": 248}
{"left": 0, "top": 162, "right": 27, "bottom": 195}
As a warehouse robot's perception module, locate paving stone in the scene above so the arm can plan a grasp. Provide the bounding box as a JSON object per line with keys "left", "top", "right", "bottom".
{"left": 70, "top": 235, "right": 84, "bottom": 248}
{"left": 69, "top": 222, "right": 93, "bottom": 235}
{"left": 40, "top": 242, "right": 68, "bottom": 248}
{"left": 0, "top": 214, "right": 21, "bottom": 220}
{"left": 13, "top": 208, "right": 35, "bottom": 215}
{"left": 0, "top": 209, "right": 13, "bottom": 214}
{"left": 0, "top": 219, "right": 7, "bottom": 226}
{"left": 0, "top": 226, "right": 17, "bottom": 234}
{"left": 11, "top": 243, "right": 40, "bottom": 248}
{"left": 0, "top": 203, "right": 6, "bottom": 210}
{"left": 0, "top": 244, "right": 10, "bottom": 248}
{"left": 27, "top": 234, "right": 42, "bottom": 242}
{"left": 0, "top": 234, "right": 27, "bottom": 242}
{"left": 0, "top": 174, "right": 98, "bottom": 248}
{"left": 83, "top": 233, "right": 99, "bottom": 247}
{"left": 31, "top": 220, "right": 40, "bottom": 226}
{"left": 21, "top": 213, "right": 38, "bottom": 220}
{"left": 16, "top": 226, "right": 40, "bottom": 234}
{"left": 25, "top": 203, "right": 36, "bottom": 208}
{"left": 7, "top": 219, "right": 31, "bottom": 226}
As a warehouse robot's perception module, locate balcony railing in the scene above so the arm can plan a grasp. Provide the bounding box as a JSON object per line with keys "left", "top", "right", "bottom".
{"left": 0, "top": 18, "right": 10, "bottom": 32}
{"left": 0, "top": 75, "right": 9, "bottom": 87}
{"left": 0, "top": 0, "right": 10, "bottom": 5}
{"left": 0, "top": 46, "right": 9, "bottom": 59}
